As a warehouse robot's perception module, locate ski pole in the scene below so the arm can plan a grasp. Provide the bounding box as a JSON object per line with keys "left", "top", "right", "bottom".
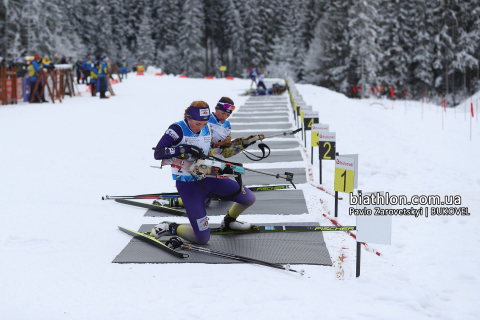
{"left": 241, "top": 168, "right": 296, "bottom": 189}
{"left": 262, "top": 128, "right": 301, "bottom": 139}
{"left": 213, "top": 128, "right": 301, "bottom": 147}
{"left": 167, "top": 237, "right": 305, "bottom": 275}
{"left": 102, "top": 192, "right": 178, "bottom": 200}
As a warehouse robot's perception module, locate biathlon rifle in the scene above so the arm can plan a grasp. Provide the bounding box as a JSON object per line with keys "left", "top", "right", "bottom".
{"left": 151, "top": 155, "right": 296, "bottom": 189}
{"left": 214, "top": 128, "right": 302, "bottom": 148}
{"left": 214, "top": 128, "right": 302, "bottom": 161}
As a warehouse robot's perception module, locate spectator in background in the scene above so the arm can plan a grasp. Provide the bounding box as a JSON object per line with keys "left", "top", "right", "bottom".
{"left": 120, "top": 57, "right": 128, "bottom": 79}
{"left": 82, "top": 54, "right": 92, "bottom": 84}
{"left": 15, "top": 57, "right": 27, "bottom": 77}
{"left": 53, "top": 54, "right": 60, "bottom": 64}
{"left": 96, "top": 56, "right": 109, "bottom": 99}
{"left": 60, "top": 56, "right": 67, "bottom": 64}
{"left": 248, "top": 67, "right": 258, "bottom": 88}
{"left": 256, "top": 69, "right": 266, "bottom": 90}
{"left": 89, "top": 60, "right": 98, "bottom": 97}
{"left": 137, "top": 62, "right": 145, "bottom": 72}
{"left": 42, "top": 56, "right": 55, "bottom": 71}
{"left": 105, "top": 57, "right": 114, "bottom": 80}
{"left": 28, "top": 55, "right": 47, "bottom": 103}
{"left": 75, "top": 58, "right": 83, "bottom": 84}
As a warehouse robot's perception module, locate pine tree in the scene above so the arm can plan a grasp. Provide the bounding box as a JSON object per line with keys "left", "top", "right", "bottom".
{"left": 154, "top": 0, "right": 182, "bottom": 70}
{"left": 348, "top": 0, "right": 382, "bottom": 96}
{"left": 137, "top": 13, "right": 155, "bottom": 67}
{"left": 123, "top": 0, "right": 144, "bottom": 56}
{"left": 224, "top": 0, "right": 245, "bottom": 77}
{"left": 178, "top": 0, "right": 205, "bottom": 77}
{"left": 108, "top": 0, "right": 126, "bottom": 62}
{"left": 303, "top": 0, "right": 351, "bottom": 93}
{"left": 412, "top": 0, "right": 435, "bottom": 93}
{"left": 243, "top": 0, "right": 263, "bottom": 69}
{"left": 451, "top": 0, "right": 479, "bottom": 96}
{"left": 378, "top": 0, "right": 415, "bottom": 95}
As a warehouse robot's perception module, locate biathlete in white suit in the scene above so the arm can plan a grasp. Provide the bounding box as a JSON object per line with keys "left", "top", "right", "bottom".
{"left": 209, "top": 97, "right": 235, "bottom": 158}
{"left": 151, "top": 101, "right": 256, "bottom": 244}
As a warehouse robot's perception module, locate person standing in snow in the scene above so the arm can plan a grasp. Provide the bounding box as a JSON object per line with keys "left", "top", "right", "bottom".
{"left": 120, "top": 57, "right": 128, "bottom": 79}
{"left": 89, "top": 60, "right": 97, "bottom": 97}
{"left": 75, "top": 58, "right": 83, "bottom": 84}
{"left": 82, "top": 54, "right": 92, "bottom": 84}
{"left": 248, "top": 67, "right": 258, "bottom": 88}
{"left": 95, "top": 56, "right": 109, "bottom": 99}
{"left": 256, "top": 69, "right": 266, "bottom": 90}
{"left": 151, "top": 101, "right": 255, "bottom": 244}
{"left": 28, "top": 55, "right": 43, "bottom": 103}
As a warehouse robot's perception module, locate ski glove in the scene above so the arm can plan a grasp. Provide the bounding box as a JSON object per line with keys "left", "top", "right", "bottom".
{"left": 184, "top": 145, "right": 206, "bottom": 159}
{"left": 241, "top": 135, "right": 258, "bottom": 148}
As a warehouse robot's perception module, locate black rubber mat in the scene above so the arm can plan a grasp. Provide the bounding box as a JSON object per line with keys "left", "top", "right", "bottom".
{"left": 243, "top": 102, "right": 289, "bottom": 105}
{"left": 239, "top": 107, "right": 289, "bottom": 112}
{"left": 233, "top": 123, "right": 293, "bottom": 130}
{"left": 243, "top": 104, "right": 289, "bottom": 107}
{"left": 228, "top": 140, "right": 297, "bottom": 150}
{"left": 235, "top": 111, "right": 289, "bottom": 115}
{"left": 242, "top": 167, "right": 306, "bottom": 185}
{"left": 232, "top": 130, "right": 295, "bottom": 139}
{"left": 228, "top": 149, "right": 302, "bottom": 163}
{"left": 144, "top": 189, "right": 308, "bottom": 217}
{"left": 113, "top": 222, "right": 333, "bottom": 266}
{"left": 229, "top": 117, "right": 289, "bottom": 123}
{"left": 247, "top": 97, "right": 287, "bottom": 101}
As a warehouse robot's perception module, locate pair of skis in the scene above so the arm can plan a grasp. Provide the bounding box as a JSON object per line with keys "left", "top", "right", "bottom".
{"left": 118, "top": 226, "right": 308, "bottom": 274}
{"left": 119, "top": 224, "right": 356, "bottom": 275}
{"left": 104, "top": 184, "right": 296, "bottom": 217}
{"left": 102, "top": 184, "right": 293, "bottom": 201}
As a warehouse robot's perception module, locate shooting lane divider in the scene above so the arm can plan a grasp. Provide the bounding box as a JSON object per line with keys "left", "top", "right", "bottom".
{"left": 298, "top": 106, "right": 312, "bottom": 141}
{"left": 298, "top": 139, "right": 343, "bottom": 200}
{"left": 302, "top": 111, "right": 319, "bottom": 149}
{"left": 287, "top": 78, "right": 383, "bottom": 278}
{"left": 311, "top": 124, "right": 330, "bottom": 165}
{"left": 315, "top": 132, "right": 336, "bottom": 185}
{"left": 319, "top": 199, "right": 382, "bottom": 257}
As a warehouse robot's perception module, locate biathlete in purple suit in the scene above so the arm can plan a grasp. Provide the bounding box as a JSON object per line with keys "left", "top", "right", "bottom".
{"left": 151, "top": 101, "right": 256, "bottom": 244}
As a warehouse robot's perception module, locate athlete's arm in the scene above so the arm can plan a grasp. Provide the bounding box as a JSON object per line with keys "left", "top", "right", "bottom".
{"left": 154, "top": 125, "right": 187, "bottom": 159}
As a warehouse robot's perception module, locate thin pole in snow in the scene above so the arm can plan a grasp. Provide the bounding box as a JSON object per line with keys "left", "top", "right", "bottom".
{"left": 442, "top": 98, "right": 445, "bottom": 130}
{"left": 470, "top": 99, "right": 472, "bottom": 141}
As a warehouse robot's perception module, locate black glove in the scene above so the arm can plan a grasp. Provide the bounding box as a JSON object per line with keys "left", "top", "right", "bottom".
{"left": 186, "top": 145, "right": 205, "bottom": 159}
{"left": 242, "top": 135, "right": 258, "bottom": 148}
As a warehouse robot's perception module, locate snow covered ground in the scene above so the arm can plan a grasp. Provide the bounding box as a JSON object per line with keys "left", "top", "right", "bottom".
{"left": 0, "top": 75, "right": 478, "bottom": 319}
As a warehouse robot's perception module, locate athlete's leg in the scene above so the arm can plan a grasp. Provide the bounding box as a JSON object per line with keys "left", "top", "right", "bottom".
{"left": 175, "top": 181, "right": 211, "bottom": 244}
{"left": 205, "top": 178, "right": 256, "bottom": 218}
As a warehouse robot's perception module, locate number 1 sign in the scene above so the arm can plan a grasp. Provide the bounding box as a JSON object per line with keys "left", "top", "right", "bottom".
{"left": 334, "top": 156, "right": 356, "bottom": 193}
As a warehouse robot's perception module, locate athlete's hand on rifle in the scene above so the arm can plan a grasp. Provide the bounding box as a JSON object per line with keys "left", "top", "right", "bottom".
{"left": 184, "top": 145, "right": 206, "bottom": 159}
{"left": 241, "top": 135, "right": 262, "bottom": 148}
{"left": 215, "top": 136, "right": 232, "bottom": 148}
